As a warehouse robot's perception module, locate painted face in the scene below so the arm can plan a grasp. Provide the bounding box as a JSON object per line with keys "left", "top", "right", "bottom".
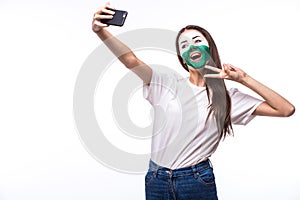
{"left": 178, "top": 30, "right": 210, "bottom": 69}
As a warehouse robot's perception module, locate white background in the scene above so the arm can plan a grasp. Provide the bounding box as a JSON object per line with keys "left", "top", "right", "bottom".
{"left": 1, "top": 0, "right": 300, "bottom": 199}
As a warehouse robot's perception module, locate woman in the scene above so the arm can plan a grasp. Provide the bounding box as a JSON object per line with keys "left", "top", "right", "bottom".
{"left": 92, "top": 2, "right": 295, "bottom": 200}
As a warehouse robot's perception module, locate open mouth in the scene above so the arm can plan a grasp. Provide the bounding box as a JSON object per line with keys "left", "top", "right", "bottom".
{"left": 190, "top": 51, "right": 202, "bottom": 62}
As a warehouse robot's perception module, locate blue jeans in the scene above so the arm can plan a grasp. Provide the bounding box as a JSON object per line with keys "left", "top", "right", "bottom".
{"left": 145, "top": 160, "right": 218, "bottom": 200}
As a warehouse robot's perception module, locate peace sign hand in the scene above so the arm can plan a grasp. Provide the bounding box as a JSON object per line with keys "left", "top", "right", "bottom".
{"left": 204, "top": 64, "right": 247, "bottom": 83}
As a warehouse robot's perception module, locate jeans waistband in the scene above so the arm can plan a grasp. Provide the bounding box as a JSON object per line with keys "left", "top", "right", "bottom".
{"left": 148, "top": 159, "right": 212, "bottom": 177}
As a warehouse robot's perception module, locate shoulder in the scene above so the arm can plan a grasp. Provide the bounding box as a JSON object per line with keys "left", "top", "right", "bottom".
{"left": 228, "top": 87, "right": 263, "bottom": 107}
{"left": 227, "top": 88, "right": 248, "bottom": 100}
{"left": 151, "top": 70, "right": 187, "bottom": 85}
{"left": 227, "top": 88, "right": 239, "bottom": 96}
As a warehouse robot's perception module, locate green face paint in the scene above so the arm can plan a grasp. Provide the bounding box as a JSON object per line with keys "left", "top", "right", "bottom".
{"left": 181, "top": 45, "right": 210, "bottom": 69}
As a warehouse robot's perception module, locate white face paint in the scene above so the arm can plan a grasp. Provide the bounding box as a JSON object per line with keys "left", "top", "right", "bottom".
{"left": 178, "top": 29, "right": 209, "bottom": 56}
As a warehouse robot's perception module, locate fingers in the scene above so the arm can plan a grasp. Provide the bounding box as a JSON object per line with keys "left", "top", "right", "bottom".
{"left": 204, "top": 65, "right": 221, "bottom": 72}
{"left": 104, "top": 1, "right": 115, "bottom": 10}
{"left": 94, "top": 7, "right": 115, "bottom": 16}
{"left": 93, "top": 14, "right": 114, "bottom": 20}
{"left": 92, "top": 2, "right": 115, "bottom": 32}
{"left": 205, "top": 63, "right": 237, "bottom": 72}
{"left": 223, "top": 64, "right": 239, "bottom": 78}
{"left": 101, "top": 8, "right": 115, "bottom": 15}
{"left": 223, "top": 63, "right": 237, "bottom": 71}
{"left": 204, "top": 65, "right": 224, "bottom": 79}
{"left": 204, "top": 63, "right": 243, "bottom": 80}
{"left": 92, "top": 16, "right": 110, "bottom": 32}
{"left": 204, "top": 74, "right": 222, "bottom": 79}
{"left": 204, "top": 64, "right": 231, "bottom": 79}
{"left": 95, "top": 2, "right": 115, "bottom": 15}
{"left": 93, "top": 20, "right": 109, "bottom": 30}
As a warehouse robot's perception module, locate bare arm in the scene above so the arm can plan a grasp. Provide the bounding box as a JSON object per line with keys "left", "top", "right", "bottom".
{"left": 204, "top": 64, "right": 295, "bottom": 117}
{"left": 240, "top": 74, "right": 295, "bottom": 117}
{"left": 92, "top": 2, "right": 152, "bottom": 84}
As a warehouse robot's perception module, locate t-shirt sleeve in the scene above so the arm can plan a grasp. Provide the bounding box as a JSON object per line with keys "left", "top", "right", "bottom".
{"left": 143, "top": 70, "right": 177, "bottom": 105}
{"left": 229, "top": 88, "right": 263, "bottom": 125}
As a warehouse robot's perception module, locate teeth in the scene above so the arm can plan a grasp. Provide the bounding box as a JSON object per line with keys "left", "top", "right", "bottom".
{"left": 190, "top": 52, "right": 201, "bottom": 60}
{"left": 192, "top": 54, "right": 200, "bottom": 59}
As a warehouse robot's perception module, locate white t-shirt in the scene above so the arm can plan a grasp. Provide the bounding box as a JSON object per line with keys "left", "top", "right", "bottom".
{"left": 143, "top": 71, "right": 263, "bottom": 169}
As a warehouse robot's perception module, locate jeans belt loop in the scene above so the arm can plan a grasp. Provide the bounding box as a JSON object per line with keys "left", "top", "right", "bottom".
{"left": 191, "top": 164, "right": 199, "bottom": 179}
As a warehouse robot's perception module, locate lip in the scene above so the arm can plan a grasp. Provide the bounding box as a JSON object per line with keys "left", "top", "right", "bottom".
{"left": 190, "top": 51, "right": 202, "bottom": 62}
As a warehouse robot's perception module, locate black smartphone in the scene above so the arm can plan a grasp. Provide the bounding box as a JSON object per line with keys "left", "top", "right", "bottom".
{"left": 102, "top": 9, "right": 128, "bottom": 27}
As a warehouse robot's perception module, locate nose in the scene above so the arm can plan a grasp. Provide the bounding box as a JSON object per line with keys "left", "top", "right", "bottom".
{"left": 189, "top": 45, "right": 197, "bottom": 51}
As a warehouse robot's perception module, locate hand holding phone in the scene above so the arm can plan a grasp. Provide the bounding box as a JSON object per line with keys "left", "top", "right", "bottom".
{"left": 92, "top": 2, "right": 128, "bottom": 33}
{"left": 101, "top": 8, "right": 128, "bottom": 27}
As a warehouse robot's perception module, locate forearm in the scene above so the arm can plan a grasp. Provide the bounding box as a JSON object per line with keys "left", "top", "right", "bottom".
{"left": 95, "top": 28, "right": 152, "bottom": 84}
{"left": 96, "top": 28, "right": 141, "bottom": 69}
{"left": 92, "top": 3, "right": 152, "bottom": 84}
{"left": 241, "top": 74, "right": 295, "bottom": 117}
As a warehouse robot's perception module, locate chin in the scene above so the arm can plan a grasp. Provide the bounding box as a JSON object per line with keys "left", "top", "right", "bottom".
{"left": 188, "top": 66, "right": 204, "bottom": 73}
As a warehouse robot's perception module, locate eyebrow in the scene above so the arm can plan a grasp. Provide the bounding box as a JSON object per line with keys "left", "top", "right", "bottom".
{"left": 180, "top": 36, "right": 202, "bottom": 44}
{"left": 180, "top": 40, "right": 187, "bottom": 45}
{"left": 192, "top": 36, "right": 201, "bottom": 40}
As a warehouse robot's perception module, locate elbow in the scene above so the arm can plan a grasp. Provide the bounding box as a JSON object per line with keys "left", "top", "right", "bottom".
{"left": 119, "top": 53, "right": 140, "bottom": 69}
{"left": 282, "top": 105, "right": 295, "bottom": 117}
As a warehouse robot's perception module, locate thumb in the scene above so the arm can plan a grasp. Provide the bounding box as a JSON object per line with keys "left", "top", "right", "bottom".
{"left": 223, "top": 64, "right": 230, "bottom": 73}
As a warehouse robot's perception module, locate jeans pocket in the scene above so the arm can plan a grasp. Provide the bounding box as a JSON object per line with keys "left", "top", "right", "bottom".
{"left": 198, "top": 167, "right": 215, "bottom": 185}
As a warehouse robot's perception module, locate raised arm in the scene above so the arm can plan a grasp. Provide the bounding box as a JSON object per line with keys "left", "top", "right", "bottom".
{"left": 204, "top": 64, "right": 295, "bottom": 117}
{"left": 92, "top": 2, "right": 152, "bottom": 84}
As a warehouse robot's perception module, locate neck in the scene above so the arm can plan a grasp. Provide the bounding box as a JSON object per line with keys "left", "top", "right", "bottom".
{"left": 189, "top": 69, "right": 206, "bottom": 87}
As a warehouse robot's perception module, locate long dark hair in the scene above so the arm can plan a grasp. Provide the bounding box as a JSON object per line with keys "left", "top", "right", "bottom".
{"left": 175, "top": 25, "right": 233, "bottom": 140}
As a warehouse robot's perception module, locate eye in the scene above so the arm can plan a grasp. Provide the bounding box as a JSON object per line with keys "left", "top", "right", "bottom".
{"left": 181, "top": 44, "right": 188, "bottom": 49}
{"left": 195, "top": 39, "right": 202, "bottom": 43}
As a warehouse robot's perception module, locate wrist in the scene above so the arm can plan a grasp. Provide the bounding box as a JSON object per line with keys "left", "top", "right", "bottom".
{"left": 240, "top": 73, "right": 251, "bottom": 86}
{"left": 95, "top": 28, "right": 111, "bottom": 41}
{"left": 95, "top": 27, "right": 105, "bottom": 35}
